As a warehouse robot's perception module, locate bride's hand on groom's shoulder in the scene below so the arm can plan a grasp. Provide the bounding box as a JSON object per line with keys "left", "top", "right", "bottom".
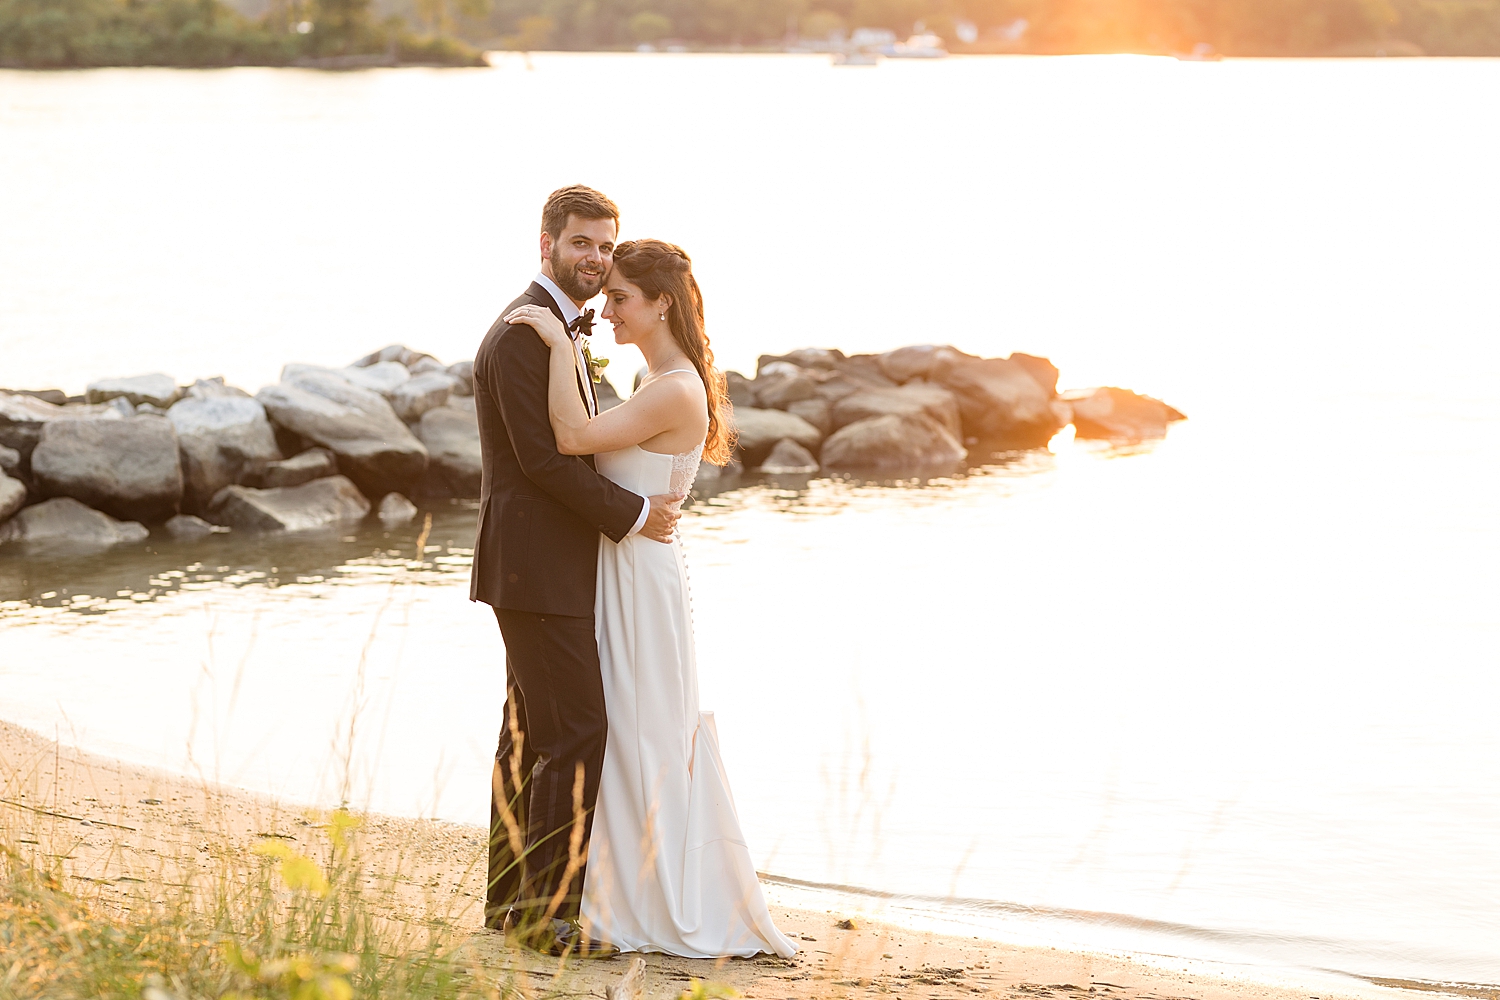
{"left": 504, "top": 304, "right": 569, "bottom": 348}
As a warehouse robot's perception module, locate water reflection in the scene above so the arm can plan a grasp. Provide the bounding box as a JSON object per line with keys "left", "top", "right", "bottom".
{"left": 0, "top": 451, "right": 1081, "bottom": 614}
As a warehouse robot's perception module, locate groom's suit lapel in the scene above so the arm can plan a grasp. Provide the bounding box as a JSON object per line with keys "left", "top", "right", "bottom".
{"left": 524, "top": 281, "right": 598, "bottom": 418}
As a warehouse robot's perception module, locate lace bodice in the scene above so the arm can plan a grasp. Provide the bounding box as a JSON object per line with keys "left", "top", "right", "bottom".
{"left": 670, "top": 444, "right": 705, "bottom": 495}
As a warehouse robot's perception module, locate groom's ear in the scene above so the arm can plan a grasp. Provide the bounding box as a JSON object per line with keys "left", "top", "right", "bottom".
{"left": 539, "top": 229, "right": 553, "bottom": 262}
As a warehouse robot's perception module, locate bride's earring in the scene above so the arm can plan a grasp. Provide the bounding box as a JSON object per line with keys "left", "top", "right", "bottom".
{"left": 659, "top": 313, "right": 666, "bottom": 321}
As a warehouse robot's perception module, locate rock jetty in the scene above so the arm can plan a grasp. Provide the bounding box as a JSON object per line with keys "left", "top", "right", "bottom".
{"left": 0, "top": 343, "right": 1183, "bottom": 551}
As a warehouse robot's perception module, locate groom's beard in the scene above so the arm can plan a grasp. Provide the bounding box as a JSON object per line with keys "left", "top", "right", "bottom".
{"left": 553, "top": 259, "right": 605, "bottom": 302}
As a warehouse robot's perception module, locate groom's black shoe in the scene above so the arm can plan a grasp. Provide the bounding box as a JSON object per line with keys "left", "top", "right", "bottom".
{"left": 526, "top": 917, "right": 620, "bottom": 958}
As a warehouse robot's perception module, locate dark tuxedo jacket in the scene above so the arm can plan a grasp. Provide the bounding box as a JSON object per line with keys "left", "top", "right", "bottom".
{"left": 469, "top": 282, "right": 644, "bottom": 617}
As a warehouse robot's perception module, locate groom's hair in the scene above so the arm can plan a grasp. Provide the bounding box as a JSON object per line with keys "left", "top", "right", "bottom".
{"left": 541, "top": 185, "right": 619, "bottom": 241}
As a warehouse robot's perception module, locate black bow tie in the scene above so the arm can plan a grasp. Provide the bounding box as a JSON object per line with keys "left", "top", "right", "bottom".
{"left": 568, "top": 309, "right": 594, "bottom": 339}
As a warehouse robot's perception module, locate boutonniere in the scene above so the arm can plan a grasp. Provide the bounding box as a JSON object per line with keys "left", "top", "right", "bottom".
{"left": 581, "top": 340, "right": 609, "bottom": 384}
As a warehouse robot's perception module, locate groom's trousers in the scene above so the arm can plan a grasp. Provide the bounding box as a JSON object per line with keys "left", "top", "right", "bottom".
{"left": 488, "top": 608, "right": 608, "bottom": 925}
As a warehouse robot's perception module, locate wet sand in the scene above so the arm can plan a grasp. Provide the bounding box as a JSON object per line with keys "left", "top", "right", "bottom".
{"left": 0, "top": 718, "right": 1418, "bottom": 1000}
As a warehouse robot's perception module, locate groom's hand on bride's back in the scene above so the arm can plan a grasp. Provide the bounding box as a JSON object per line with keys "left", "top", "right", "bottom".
{"left": 641, "top": 492, "right": 686, "bottom": 543}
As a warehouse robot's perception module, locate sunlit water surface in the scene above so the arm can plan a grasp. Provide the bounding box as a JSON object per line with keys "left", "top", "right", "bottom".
{"left": 1, "top": 55, "right": 1498, "bottom": 988}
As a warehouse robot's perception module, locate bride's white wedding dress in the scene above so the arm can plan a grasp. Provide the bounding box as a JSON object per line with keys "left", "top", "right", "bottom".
{"left": 580, "top": 439, "right": 797, "bottom": 959}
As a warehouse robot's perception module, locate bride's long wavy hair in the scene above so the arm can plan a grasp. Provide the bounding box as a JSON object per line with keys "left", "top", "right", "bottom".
{"left": 611, "top": 240, "right": 735, "bottom": 465}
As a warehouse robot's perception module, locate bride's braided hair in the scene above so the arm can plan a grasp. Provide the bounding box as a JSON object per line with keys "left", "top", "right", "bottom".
{"left": 612, "top": 240, "right": 735, "bottom": 465}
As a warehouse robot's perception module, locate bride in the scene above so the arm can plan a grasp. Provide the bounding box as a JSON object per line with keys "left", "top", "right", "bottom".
{"left": 503, "top": 239, "right": 796, "bottom": 959}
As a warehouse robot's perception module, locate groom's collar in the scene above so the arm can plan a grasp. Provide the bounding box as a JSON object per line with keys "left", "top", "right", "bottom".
{"left": 533, "top": 272, "right": 582, "bottom": 328}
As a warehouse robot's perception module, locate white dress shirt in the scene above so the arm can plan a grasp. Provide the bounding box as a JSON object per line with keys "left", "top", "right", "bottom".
{"left": 533, "top": 272, "right": 650, "bottom": 537}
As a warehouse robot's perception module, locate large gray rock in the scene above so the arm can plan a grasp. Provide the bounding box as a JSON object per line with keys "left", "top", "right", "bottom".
{"left": 390, "top": 371, "right": 459, "bottom": 423}
{"left": 378, "top": 492, "right": 419, "bottom": 526}
{"left": 1065, "top": 387, "right": 1186, "bottom": 443}
{"left": 0, "top": 444, "right": 19, "bottom": 478}
{"left": 255, "top": 448, "right": 339, "bottom": 489}
{"left": 723, "top": 371, "right": 755, "bottom": 409}
{"left": 752, "top": 362, "right": 820, "bottom": 410}
{"left": 340, "top": 362, "right": 411, "bottom": 396}
{"left": 820, "top": 414, "right": 967, "bottom": 472}
{"left": 929, "top": 354, "right": 1065, "bottom": 447}
{"left": 165, "top": 513, "right": 221, "bottom": 539}
{"left": 447, "top": 360, "right": 474, "bottom": 396}
{"left": 31, "top": 416, "right": 183, "bottom": 522}
{"left": 85, "top": 373, "right": 180, "bottom": 409}
{"left": 0, "top": 392, "right": 125, "bottom": 466}
{"left": 1008, "top": 353, "right": 1060, "bottom": 396}
{"left": 1, "top": 388, "right": 67, "bottom": 406}
{"left": 758, "top": 438, "right": 819, "bottom": 474}
{"left": 831, "top": 383, "right": 962, "bottom": 440}
{"left": 168, "top": 396, "right": 282, "bottom": 512}
{"left": 256, "top": 370, "right": 428, "bottom": 498}
{"left": 0, "top": 497, "right": 148, "bottom": 550}
{"left": 786, "top": 397, "right": 832, "bottom": 436}
{"left": 758, "top": 348, "right": 846, "bottom": 372}
{"left": 730, "top": 406, "right": 823, "bottom": 467}
{"left": 414, "top": 406, "right": 481, "bottom": 498}
{"left": 0, "top": 469, "right": 25, "bottom": 523}
{"left": 184, "top": 377, "right": 251, "bottom": 400}
{"left": 208, "top": 475, "right": 371, "bottom": 533}
{"left": 877, "top": 344, "right": 970, "bottom": 384}
{"left": 351, "top": 344, "right": 439, "bottom": 370}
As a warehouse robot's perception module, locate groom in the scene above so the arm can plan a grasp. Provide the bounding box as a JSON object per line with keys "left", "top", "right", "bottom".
{"left": 471, "top": 185, "right": 680, "bottom": 955}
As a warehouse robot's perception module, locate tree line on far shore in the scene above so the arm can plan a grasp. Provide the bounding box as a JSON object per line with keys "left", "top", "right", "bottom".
{"left": 2, "top": 0, "right": 1497, "bottom": 68}
{"left": 0, "top": 0, "right": 484, "bottom": 66}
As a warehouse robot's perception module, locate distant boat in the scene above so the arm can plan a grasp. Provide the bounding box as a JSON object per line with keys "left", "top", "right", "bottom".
{"left": 883, "top": 32, "right": 948, "bottom": 58}
{"left": 832, "top": 51, "right": 879, "bottom": 66}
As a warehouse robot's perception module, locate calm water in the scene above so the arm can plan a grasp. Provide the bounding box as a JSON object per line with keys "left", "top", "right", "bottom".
{"left": 2, "top": 55, "right": 1498, "bottom": 988}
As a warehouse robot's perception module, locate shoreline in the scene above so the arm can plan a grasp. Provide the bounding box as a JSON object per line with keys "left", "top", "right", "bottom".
{"left": 0, "top": 717, "right": 1423, "bottom": 1000}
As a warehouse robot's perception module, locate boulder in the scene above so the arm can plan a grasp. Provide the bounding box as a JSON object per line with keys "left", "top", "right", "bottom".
{"left": 597, "top": 376, "right": 625, "bottom": 411}
{"left": 758, "top": 348, "right": 846, "bottom": 372}
{"left": 208, "top": 475, "right": 371, "bottom": 533}
{"left": 929, "top": 354, "right": 1065, "bottom": 447}
{"left": 730, "top": 406, "right": 823, "bottom": 467}
{"left": 0, "top": 392, "right": 125, "bottom": 466}
{"left": 724, "top": 371, "right": 755, "bottom": 409}
{"left": 835, "top": 354, "right": 898, "bottom": 388}
{"left": 445, "top": 394, "right": 476, "bottom": 415}
{"left": 136, "top": 403, "right": 168, "bottom": 416}
{"left": 1, "top": 388, "right": 67, "bottom": 406}
{"left": 256, "top": 370, "right": 428, "bottom": 498}
{"left": 281, "top": 362, "right": 413, "bottom": 397}
{"left": 786, "top": 397, "right": 832, "bottom": 436}
{"left": 820, "top": 414, "right": 967, "bottom": 472}
{"left": 184, "top": 377, "right": 251, "bottom": 400}
{"left": 0, "top": 444, "right": 19, "bottom": 478}
{"left": 85, "top": 373, "right": 180, "bottom": 409}
{"left": 1008, "top": 353, "right": 1060, "bottom": 396}
{"left": 752, "top": 362, "right": 820, "bottom": 409}
{"left": 255, "top": 448, "right": 339, "bottom": 489}
{"left": 831, "top": 383, "right": 963, "bottom": 440}
{"left": 165, "top": 513, "right": 221, "bottom": 539}
{"left": 1065, "top": 387, "right": 1186, "bottom": 443}
{"left": 447, "top": 360, "right": 474, "bottom": 395}
{"left": 31, "top": 416, "right": 183, "bottom": 522}
{"left": 391, "top": 371, "right": 459, "bottom": 423}
{"left": 758, "top": 438, "right": 819, "bottom": 474}
{"left": 0, "top": 469, "right": 25, "bottom": 523}
{"left": 877, "top": 344, "right": 970, "bottom": 384}
{"left": 168, "top": 395, "right": 282, "bottom": 512}
{"left": 692, "top": 456, "right": 743, "bottom": 488}
{"left": 378, "top": 492, "right": 419, "bottom": 526}
{"left": 414, "top": 406, "right": 481, "bottom": 498}
{"left": 352, "top": 344, "right": 438, "bottom": 370}
{"left": 409, "top": 357, "right": 448, "bottom": 376}
{"left": 0, "top": 497, "right": 148, "bottom": 550}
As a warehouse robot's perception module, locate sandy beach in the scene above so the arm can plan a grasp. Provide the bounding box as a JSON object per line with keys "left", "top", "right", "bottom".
{"left": 0, "top": 718, "right": 1428, "bottom": 1000}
